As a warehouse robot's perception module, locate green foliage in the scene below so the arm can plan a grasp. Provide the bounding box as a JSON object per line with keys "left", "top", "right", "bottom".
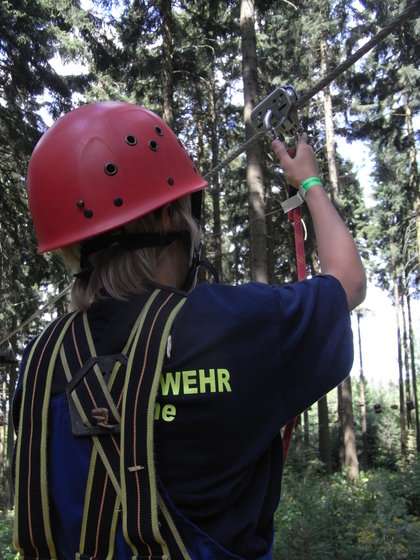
{"left": 283, "top": 377, "right": 415, "bottom": 476}
{"left": 273, "top": 458, "right": 420, "bottom": 560}
{"left": 2, "top": 460, "right": 420, "bottom": 560}
{"left": 360, "top": 381, "right": 403, "bottom": 469}
{"left": 0, "top": 512, "right": 17, "bottom": 560}
{"left": 0, "top": 0, "right": 419, "bottom": 528}
{"left": 344, "top": 0, "right": 420, "bottom": 146}
{"left": 0, "top": 0, "right": 87, "bottom": 354}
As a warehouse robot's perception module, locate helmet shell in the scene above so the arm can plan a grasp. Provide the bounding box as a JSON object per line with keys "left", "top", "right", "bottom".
{"left": 27, "top": 102, "right": 207, "bottom": 253}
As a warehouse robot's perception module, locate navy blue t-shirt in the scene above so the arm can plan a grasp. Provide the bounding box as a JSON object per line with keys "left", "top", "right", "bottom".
{"left": 14, "top": 275, "right": 353, "bottom": 559}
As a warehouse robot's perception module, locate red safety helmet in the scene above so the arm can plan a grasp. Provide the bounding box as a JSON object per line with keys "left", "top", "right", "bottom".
{"left": 27, "top": 102, "right": 207, "bottom": 253}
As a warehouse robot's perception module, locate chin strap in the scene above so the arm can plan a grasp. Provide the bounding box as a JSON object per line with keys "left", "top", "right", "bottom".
{"left": 181, "top": 239, "right": 220, "bottom": 292}
{"left": 74, "top": 229, "right": 190, "bottom": 279}
{"left": 75, "top": 228, "right": 221, "bottom": 290}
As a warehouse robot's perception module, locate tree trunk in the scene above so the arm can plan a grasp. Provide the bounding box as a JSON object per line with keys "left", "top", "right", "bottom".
{"left": 5, "top": 362, "right": 17, "bottom": 509}
{"left": 209, "top": 57, "right": 223, "bottom": 278}
{"left": 0, "top": 370, "right": 5, "bottom": 507}
{"left": 400, "top": 278, "right": 413, "bottom": 430}
{"left": 318, "top": 395, "right": 332, "bottom": 474}
{"left": 357, "top": 311, "right": 369, "bottom": 468}
{"left": 340, "top": 376, "right": 359, "bottom": 481}
{"left": 394, "top": 272, "right": 407, "bottom": 469}
{"left": 303, "top": 409, "right": 310, "bottom": 455}
{"left": 405, "top": 274, "right": 420, "bottom": 451}
{"left": 240, "top": 0, "right": 268, "bottom": 282}
{"left": 160, "top": 0, "right": 174, "bottom": 128}
{"left": 337, "top": 384, "right": 345, "bottom": 469}
{"left": 293, "top": 414, "right": 303, "bottom": 453}
{"left": 310, "top": 255, "right": 333, "bottom": 471}
{"left": 404, "top": 95, "right": 420, "bottom": 271}
{"left": 320, "top": 39, "right": 339, "bottom": 207}
{"left": 195, "top": 114, "right": 210, "bottom": 285}
{"left": 404, "top": 93, "right": 420, "bottom": 448}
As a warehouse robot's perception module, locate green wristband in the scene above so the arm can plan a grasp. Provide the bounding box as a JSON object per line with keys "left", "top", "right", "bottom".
{"left": 301, "top": 176, "right": 323, "bottom": 192}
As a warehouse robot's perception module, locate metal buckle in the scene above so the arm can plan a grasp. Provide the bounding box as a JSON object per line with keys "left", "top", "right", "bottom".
{"left": 251, "top": 85, "right": 301, "bottom": 139}
{"left": 281, "top": 185, "right": 307, "bottom": 213}
{"left": 66, "top": 353, "right": 127, "bottom": 437}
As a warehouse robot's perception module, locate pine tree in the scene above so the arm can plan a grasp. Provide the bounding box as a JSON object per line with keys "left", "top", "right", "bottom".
{"left": 0, "top": 0, "right": 96, "bottom": 508}
{"left": 345, "top": 0, "right": 420, "bottom": 457}
{"left": 241, "top": 0, "right": 269, "bottom": 282}
{"left": 345, "top": 0, "right": 420, "bottom": 271}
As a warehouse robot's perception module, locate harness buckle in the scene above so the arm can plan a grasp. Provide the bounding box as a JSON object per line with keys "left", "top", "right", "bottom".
{"left": 281, "top": 185, "right": 308, "bottom": 213}
{"left": 66, "top": 353, "right": 127, "bottom": 437}
{"left": 251, "top": 85, "right": 301, "bottom": 140}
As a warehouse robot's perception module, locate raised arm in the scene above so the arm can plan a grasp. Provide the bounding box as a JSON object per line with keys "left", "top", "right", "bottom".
{"left": 272, "top": 134, "right": 366, "bottom": 311}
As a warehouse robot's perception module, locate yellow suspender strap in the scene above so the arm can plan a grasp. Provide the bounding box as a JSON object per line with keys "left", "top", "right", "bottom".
{"left": 61, "top": 293, "right": 157, "bottom": 559}
{"left": 120, "top": 289, "right": 191, "bottom": 559}
{"left": 63, "top": 289, "right": 191, "bottom": 560}
{"left": 13, "top": 312, "right": 78, "bottom": 560}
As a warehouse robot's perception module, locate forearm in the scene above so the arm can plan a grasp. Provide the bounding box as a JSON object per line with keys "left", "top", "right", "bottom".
{"left": 271, "top": 135, "right": 366, "bottom": 310}
{"left": 305, "top": 185, "right": 366, "bottom": 310}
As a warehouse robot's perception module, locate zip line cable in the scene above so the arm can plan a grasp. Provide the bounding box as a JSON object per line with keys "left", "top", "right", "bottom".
{"left": 1, "top": 1, "right": 419, "bottom": 347}
{"left": 203, "top": 0, "right": 420, "bottom": 181}
{"left": 203, "top": 130, "right": 266, "bottom": 180}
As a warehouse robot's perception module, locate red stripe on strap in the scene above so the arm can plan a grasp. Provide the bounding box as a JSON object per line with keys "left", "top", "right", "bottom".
{"left": 283, "top": 203, "right": 307, "bottom": 462}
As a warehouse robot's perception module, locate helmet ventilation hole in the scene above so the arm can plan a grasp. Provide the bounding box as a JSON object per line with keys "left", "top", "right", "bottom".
{"left": 154, "top": 126, "right": 163, "bottom": 136}
{"left": 149, "top": 140, "right": 159, "bottom": 151}
{"left": 113, "top": 197, "right": 123, "bottom": 207}
{"left": 125, "top": 135, "right": 137, "bottom": 146}
{"left": 76, "top": 199, "right": 85, "bottom": 208}
{"left": 167, "top": 177, "right": 174, "bottom": 186}
{"left": 84, "top": 209, "right": 93, "bottom": 219}
{"left": 104, "top": 162, "right": 118, "bottom": 175}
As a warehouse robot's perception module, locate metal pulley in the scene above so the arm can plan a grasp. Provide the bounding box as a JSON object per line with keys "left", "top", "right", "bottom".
{"left": 251, "top": 85, "right": 301, "bottom": 140}
{"left": 251, "top": 85, "right": 304, "bottom": 213}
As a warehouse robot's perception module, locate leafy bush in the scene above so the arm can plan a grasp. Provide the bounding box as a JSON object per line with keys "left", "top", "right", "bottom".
{"left": 0, "top": 511, "right": 17, "bottom": 560}
{"left": 273, "top": 458, "right": 420, "bottom": 560}
{"left": 2, "top": 460, "right": 420, "bottom": 559}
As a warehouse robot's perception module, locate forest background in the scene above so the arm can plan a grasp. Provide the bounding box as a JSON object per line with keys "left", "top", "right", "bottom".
{"left": 0, "top": 0, "right": 419, "bottom": 558}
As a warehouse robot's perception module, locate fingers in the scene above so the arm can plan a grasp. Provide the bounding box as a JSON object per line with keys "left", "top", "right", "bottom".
{"left": 296, "top": 132, "right": 308, "bottom": 149}
{"left": 272, "top": 132, "right": 308, "bottom": 161}
{"left": 271, "top": 132, "right": 319, "bottom": 188}
{"left": 271, "top": 137, "right": 289, "bottom": 162}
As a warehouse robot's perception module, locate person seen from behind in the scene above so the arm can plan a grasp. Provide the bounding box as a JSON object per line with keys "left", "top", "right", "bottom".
{"left": 13, "top": 102, "right": 366, "bottom": 560}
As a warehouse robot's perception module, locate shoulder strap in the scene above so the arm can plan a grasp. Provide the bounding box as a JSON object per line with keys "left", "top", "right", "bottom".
{"left": 61, "top": 311, "right": 130, "bottom": 560}
{"left": 120, "top": 289, "right": 191, "bottom": 559}
{"left": 14, "top": 289, "right": 191, "bottom": 560}
{"left": 13, "top": 312, "right": 78, "bottom": 560}
{"left": 66, "top": 289, "right": 191, "bottom": 560}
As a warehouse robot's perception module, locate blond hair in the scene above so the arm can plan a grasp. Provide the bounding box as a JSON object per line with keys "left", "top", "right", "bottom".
{"left": 59, "top": 196, "right": 201, "bottom": 311}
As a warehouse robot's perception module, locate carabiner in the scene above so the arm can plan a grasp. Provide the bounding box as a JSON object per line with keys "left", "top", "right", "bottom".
{"left": 251, "top": 85, "right": 301, "bottom": 140}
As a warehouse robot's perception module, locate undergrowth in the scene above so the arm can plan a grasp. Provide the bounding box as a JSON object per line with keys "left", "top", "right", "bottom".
{"left": 2, "top": 459, "right": 419, "bottom": 559}
{"left": 273, "top": 457, "right": 420, "bottom": 559}
{"left": 0, "top": 510, "right": 17, "bottom": 560}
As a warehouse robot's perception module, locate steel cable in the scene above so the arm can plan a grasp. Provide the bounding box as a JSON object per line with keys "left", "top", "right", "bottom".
{"left": 204, "top": 0, "right": 420, "bottom": 180}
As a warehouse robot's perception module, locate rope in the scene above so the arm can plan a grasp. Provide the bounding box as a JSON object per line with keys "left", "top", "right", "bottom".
{"left": 3, "top": 1, "right": 418, "bottom": 345}
{"left": 203, "top": 0, "right": 420, "bottom": 180}
{"left": 203, "top": 130, "right": 265, "bottom": 180}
